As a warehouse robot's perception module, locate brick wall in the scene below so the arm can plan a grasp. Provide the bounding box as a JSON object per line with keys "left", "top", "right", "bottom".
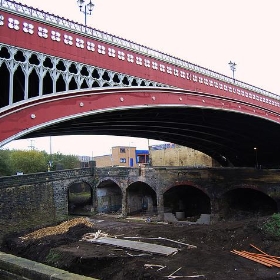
{"left": 93, "top": 155, "right": 112, "bottom": 167}
{"left": 93, "top": 146, "right": 137, "bottom": 167}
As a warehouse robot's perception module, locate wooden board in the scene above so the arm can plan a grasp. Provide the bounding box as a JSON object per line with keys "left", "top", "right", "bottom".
{"left": 86, "top": 237, "right": 178, "bottom": 256}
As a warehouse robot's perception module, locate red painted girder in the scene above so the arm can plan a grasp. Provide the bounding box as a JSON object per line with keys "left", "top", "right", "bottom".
{"left": 1, "top": 88, "right": 279, "bottom": 145}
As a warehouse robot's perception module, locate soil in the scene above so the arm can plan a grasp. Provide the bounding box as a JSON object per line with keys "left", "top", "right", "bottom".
{"left": 2, "top": 214, "right": 280, "bottom": 280}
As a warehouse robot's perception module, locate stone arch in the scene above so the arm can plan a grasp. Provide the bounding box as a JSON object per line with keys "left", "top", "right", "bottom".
{"left": 163, "top": 182, "right": 211, "bottom": 221}
{"left": 126, "top": 181, "right": 157, "bottom": 215}
{"left": 96, "top": 179, "right": 122, "bottom": 214}
{"left": 219, "top": 186, "right": 278, "bottom": 219}
{"left": 68, "top": 180, "right": 93, "bottom": 215}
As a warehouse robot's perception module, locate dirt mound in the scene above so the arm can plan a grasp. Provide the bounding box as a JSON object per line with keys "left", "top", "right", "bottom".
{"left": 19, "top": 217, "right": 94, "bottom": 241}
{"left": 2, "top": 215, "right": 280, "bottom": 280}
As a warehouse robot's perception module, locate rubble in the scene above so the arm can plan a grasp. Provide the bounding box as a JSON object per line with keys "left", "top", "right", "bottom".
{"left": 20, "top": 217, "right": 94, "bottom": 241}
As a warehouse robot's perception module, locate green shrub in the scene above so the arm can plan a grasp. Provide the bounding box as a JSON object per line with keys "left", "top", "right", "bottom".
{"left": 263, "top": 213, "right": 280, "bottom": 239}
{"left": 45, "top": 249, "right": 62, "bottom": 266}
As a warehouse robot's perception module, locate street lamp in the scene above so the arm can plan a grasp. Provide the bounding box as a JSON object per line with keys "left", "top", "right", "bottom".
{"left": 254, "top": 147, "right": 258, "bottom": 168}
{"left": 228, "top": 61, "right": 237, "bottom": 82}
{"left": 77, "top": 0, "right": 94, "bottom": 25}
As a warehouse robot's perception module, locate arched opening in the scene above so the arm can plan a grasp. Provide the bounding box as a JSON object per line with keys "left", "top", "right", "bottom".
{"left": 0, "top": 63, "right": 9, "bottom": 107}
{"left": 43, "top": 71, "right": 53, "bottom": 95}
{"left": 69, "top": 63, "right": 77, "bottom": 74}
{"left": 29, "top": 54, "right": 40, "bottom": 65}
{"left": 13, "top": 65, "right": 25, "bottom": 103}
{"left": 43, "top": 57, "right": 53, "bottom": 68}
{"left": 81, "top": 66, "right": 89, "bottom": 76}
{"left": 102, "top": 71, "right": 110, "bottom": 81}
{"left": 127, "top": 182, "right": 157, "bottom": 216}
{"left": 92, "top": 81, "right": 100, "bottom": 87}
{"left": 96, "top": 180, "right": 122, "bottom": 214}
{"left": 131, "top": 78, "right": 138, "bottom": 86}
{"left": 0, "top": 46, "right": 10, "bottom": 59}
{"left": 14, "top": 50, "right": 25, "bottom": 62}
{"left": 69, "top": 76, "right": 77, "bottom": 90}
{"left": 81, "top": 79, "right": 88, "bottom": 89}
{"left": 56, "top": 60, "right": 66, "bottom": 71}
{"left": 164, "top": 185, "right": 211, "bottom": 222}
{"left": 68, "top": 181, "right": 92, "bottom": 215}
{"left": 220, "top": 188, "right": 278, "bottom": 220}
{"left": 56, "top": 74, "right": 66, "bottom": 92}
{"left": 122, "top": 76, "right": 129, "bottom": 85}
{"left": 28, "top": 68, "right": 39, "bottom": 98}
{"left": 113, "top": 74, "right": 120, "bottom": 83}
{"left": 92, "top": 68, "right": 100, "bottom": 79}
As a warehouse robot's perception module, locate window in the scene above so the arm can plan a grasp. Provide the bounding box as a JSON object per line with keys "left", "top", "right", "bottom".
{"left": 120, "top": 158, "right": 126, "bottom": 163}
{"left": 120, "top": 148, "right": 126, "bottom": 153}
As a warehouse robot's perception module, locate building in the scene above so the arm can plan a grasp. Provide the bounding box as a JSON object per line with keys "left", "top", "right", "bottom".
{"left": 93, "top": 146, "right": 149, "bottom": 167}
{"left": 78, "top": 155, "right": 91, "bottom": 168}
{"left": 92, "top": 143, "right": 216, "bottom": 168}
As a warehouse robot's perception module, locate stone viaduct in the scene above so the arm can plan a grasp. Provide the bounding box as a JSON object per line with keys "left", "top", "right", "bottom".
{"left": 1, "top": 166, "right": 280, "bottom": 242}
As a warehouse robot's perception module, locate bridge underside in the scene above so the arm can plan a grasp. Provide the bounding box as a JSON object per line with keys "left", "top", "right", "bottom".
{"left": 22, "top": 106, "right": 280, "bottom": 168}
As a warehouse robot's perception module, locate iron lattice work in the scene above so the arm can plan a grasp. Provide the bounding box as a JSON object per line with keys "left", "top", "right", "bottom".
{"left": 0, "top": 43, "right": 166, "bottom": 109}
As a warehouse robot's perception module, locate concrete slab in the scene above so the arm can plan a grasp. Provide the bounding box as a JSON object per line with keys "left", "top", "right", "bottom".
{"left": 86, "top": 237, "right": 178, "bottom": 256}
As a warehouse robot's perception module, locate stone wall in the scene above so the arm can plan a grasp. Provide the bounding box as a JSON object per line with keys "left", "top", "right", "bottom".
{"left": 1, "top": 166, "right": 280, "bottom": 244}
{"left": 0, "top": 168, "right": 93, "bottom": 243}
{"left": 150, "top": 145, "right": 215, "bottom": 167}
{"left": 0, "top": 168, "right": 93, "bottom": 187}
{"left": 0, "top": 183, "right": 56, "bottom": 241}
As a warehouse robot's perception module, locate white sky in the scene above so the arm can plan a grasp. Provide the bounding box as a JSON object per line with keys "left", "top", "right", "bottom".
{"left": 2, "top": 0, "right": 280, "bottom": 156}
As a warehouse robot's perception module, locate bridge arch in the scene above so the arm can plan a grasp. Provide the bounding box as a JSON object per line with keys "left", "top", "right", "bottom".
{"left": 68, "top": 180, "right": 93, "bottom": 215}
{"left": 219, "top": 186, "right": 278, "bottom": 219}
{"left": 163, "top": 183, "right": 211, "bottom": 220}
{"left": 95, "top": 178, "right": 122, "bottom": 214}
{"left": 126, "top": 181, "right": 157, "bottom": 215}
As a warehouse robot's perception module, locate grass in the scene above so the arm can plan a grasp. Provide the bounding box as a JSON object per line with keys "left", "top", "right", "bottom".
{"left": 262, "top": 213, "right": 280, "bottom": 239}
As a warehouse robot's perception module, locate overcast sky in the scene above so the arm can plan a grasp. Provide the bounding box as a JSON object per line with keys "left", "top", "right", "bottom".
{"left": 2, "top": 0, "right": 280, "bottom": 156}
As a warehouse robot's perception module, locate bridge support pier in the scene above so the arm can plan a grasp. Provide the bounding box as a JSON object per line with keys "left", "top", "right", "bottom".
{"left": 121, "top": 188, "right": 127, "bottom": 217}
{"left": 157, "top": 192, "right": 164, "bottom": 221}
{"left": 210, "top": 198, "right": 220, "bottom": 223}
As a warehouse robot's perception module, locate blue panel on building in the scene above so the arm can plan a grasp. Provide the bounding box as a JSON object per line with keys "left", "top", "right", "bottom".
{"left": 135, "top": 150, "right": 149, "bottom": 155}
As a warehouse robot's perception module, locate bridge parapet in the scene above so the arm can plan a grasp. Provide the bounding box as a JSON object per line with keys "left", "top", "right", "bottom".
{"left": 0, "top": 167, "right": 93, "bottom": 188}
{"left": 95, "top": 167, "right": 131, "bottom": 177}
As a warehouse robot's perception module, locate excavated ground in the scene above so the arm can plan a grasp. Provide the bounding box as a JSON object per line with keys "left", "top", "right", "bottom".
{"left": 2, "top": 214, "right": 280, "bottom": 280}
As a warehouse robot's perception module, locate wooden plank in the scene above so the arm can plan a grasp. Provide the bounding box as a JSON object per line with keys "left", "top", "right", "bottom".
{"left": 86, "top": 237, "right": 178, "bottom": 256}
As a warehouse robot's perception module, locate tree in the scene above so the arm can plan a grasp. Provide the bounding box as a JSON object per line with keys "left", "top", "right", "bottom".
{"left": 48, "top": 152, "right": 80, "bottom": 170}
{"left": 0, "top": 149, "right": 12, "bottom": 176}
{"left": 10, "top": 150, "right": 48, "bottom": 174}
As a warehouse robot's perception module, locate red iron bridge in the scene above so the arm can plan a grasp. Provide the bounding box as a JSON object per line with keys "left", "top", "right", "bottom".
{"left": 1, "top": 0, "right": 280, "bottom": 168}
